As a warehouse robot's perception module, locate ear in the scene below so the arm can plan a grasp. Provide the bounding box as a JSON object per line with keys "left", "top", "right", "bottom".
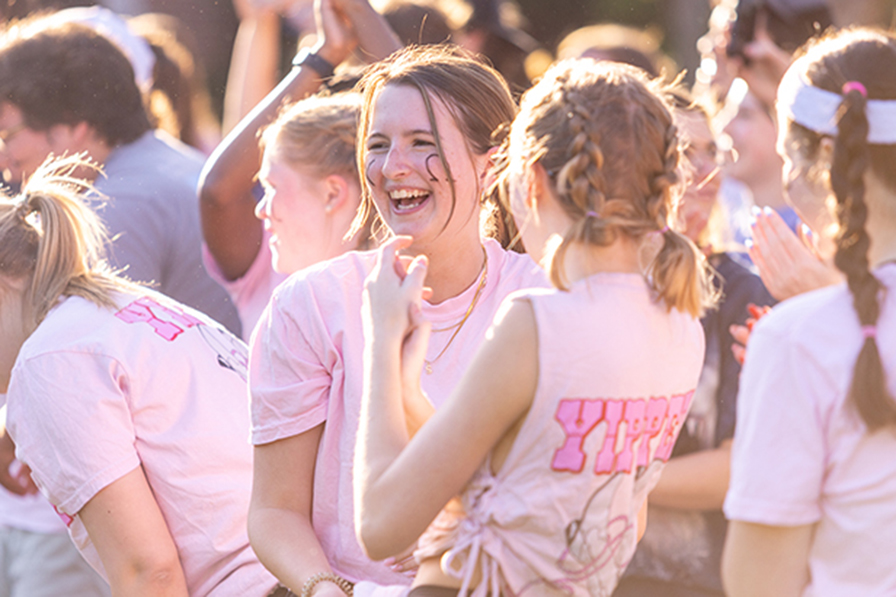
{"left": 45, "top": 121, "right": 95, "bottom": 155}
{"left": 529, "top": 161, "right": 554, "bottom": 211}
{"left": 323, "top": 174, "right": 350, "bottom": 214}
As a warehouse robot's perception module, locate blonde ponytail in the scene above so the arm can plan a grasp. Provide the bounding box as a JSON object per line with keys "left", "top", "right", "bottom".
{"left": 0, "top": 154, "right": 132, "bottom": 326}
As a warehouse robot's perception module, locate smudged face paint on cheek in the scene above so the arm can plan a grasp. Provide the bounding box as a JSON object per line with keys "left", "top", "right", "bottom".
{"left": 363, "top": 83, "right": 483, "bottom": 246}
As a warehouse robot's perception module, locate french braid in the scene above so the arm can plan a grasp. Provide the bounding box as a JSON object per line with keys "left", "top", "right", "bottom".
{"left": 509, "top": 59, "right": 714, "bottom": 315}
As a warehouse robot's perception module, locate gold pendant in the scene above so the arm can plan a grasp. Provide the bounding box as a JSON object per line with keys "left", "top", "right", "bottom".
{"left": 425, "top": 362, "right": 433, "bottom": 375}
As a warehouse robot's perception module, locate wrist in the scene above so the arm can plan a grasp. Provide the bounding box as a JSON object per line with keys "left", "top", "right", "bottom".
{"left": 301, "top": 572, "right": 353, "bottom": 597}
{"left": 311, "top": 40, "right": 347, "bottom": 70}
{"left": 293, "top": 47, "right": 336, "bottom": 79}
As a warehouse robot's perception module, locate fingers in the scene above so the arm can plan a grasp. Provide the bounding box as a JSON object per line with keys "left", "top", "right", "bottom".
{"left": 375, "top": 235, "right": 413, "bottom": 276}
{"left": 730, "top": 323, "right": 751, "bottom": 367}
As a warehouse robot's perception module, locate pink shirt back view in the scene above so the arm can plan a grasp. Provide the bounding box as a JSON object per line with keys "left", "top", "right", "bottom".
{"left": 7, "top": 292, "right": 277, "bottom": 597}
{"left": 249, "top": 239, "right": 550, "bottom": 587}
{"left": 726, "top": 263, "right": 896, "bottom": 596}
{"left": 415, "top": 273, "right": 705, "bottom": 597}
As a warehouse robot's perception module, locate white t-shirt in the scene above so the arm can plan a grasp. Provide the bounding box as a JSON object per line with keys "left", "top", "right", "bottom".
{"left": 725, "top": 263, "right": 896, "bottom": 596}
{"left": 7, "top": 292, "right": 277, "bottom": 596}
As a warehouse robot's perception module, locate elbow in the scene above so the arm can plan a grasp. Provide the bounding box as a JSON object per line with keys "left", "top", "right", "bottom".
{"left": 357, "top": 511, "right": 403, "bottom": 562}
{"left": 197, "top": 161, "right": 226, "bottom": 211}
{"left": 117, "top": 553, "right": 185, "bottom": 593}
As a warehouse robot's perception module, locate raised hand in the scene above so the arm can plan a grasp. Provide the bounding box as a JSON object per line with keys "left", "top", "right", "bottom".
{"left": 312, "top": 0, "right": 358, "bottom": 67}
{"left": 747, "top": 208, "right": 842, "bottom": 301}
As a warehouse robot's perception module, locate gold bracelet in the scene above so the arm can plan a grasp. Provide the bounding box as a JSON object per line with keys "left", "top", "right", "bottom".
{"left": 300, "top": 572, "right": 354, "bottom": 597}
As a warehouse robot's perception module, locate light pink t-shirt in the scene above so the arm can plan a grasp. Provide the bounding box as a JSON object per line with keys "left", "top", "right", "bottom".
{"left": 7, "top": 292, "right": 277, "bottom": 597}
{"left": 250, "top": 238, "right": 549, "bottom": 586}
{"left": 415, "top": 274, "right": 705, "bottom": 597}
{"left": 0, "top": 398, "right": 63, "bottom": 534}
{"left": 725, "top": 263, "right": 896, "bottom": 596}
{"left": 202, "top": 233, "right": 288, "bottom": 340}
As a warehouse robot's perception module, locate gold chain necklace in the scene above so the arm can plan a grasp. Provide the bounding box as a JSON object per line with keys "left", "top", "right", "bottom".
{"left": 424, "top": 247, "right": 488, "bottom": 375}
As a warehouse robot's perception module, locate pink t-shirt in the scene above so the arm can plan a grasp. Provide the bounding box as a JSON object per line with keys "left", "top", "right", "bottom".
{"left": 7, "top": 292, "right": 277, "bottom": 597}
{"left": 250, "top": 238, "right": 549, "bottom": 586}
{"left": 725, "top": 263, "right": 896, "bottom": 596}
{"left": 415, "top": 274, "right": 705, "bottom": 596}
{"left": 202, "top": 233, "right": 288, "bottom": 340}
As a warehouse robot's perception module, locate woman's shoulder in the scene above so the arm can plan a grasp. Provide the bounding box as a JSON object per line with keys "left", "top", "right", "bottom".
{"left": 272, "top": 249, "right": 377, "bottom": 305}
{"left": 755, "top": 282, "right": 851, "bottom": 341}
{"left": 485, "top": 239, "right": 550, "bottom": 290}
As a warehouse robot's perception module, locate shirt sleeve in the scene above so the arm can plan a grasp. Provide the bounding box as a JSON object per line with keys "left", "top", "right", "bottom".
{"left": 248, "top": 284, "right": 334, "bottom": 445}
{"left": 7, "top": 352, "right": 140, "bottom": 517}
{"left": 723, "top": 319, "right": 826, "bottom": 526}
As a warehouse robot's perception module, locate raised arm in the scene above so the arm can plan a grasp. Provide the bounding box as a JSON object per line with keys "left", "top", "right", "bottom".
{"left": 199, "top": 0, "right": 359, "bottom": 281}
{"left": 222, "top": 0, "right": 292, "bottom": 135}
{"left": 78, "top": 466, "right": 188, "bottom": 597}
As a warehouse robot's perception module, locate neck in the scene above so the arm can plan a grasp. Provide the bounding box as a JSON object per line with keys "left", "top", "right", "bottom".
{"left": 744, "top": 173, "right": 786, "bottom": 210}
{"left": 559, "top": 237, "right": 644, "bottom": 285}
{"left": 409, "top": 229, "right": 486, "bottom": 304}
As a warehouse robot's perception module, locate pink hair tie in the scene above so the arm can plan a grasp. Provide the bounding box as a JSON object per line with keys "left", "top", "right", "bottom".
{"left": 861, "top": 325, "right": 877, "bottom": 340}
{"left": 842, "top": 81, "right": 868, "bottom": 98}
{"left": 585, "top": 211, "right": 601, "bottom": 219}
{"left": 660, "top": 225, "right": 670, "bottom": 233}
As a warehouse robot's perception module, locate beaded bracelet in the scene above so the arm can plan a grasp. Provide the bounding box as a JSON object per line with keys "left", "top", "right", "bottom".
{"left": 300, "top": 572, "right": 354, "bottom": 597}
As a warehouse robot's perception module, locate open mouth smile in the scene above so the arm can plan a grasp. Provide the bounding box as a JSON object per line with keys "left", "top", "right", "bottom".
{"left": 389, "top": 188, "right": 431, "bottom": 213}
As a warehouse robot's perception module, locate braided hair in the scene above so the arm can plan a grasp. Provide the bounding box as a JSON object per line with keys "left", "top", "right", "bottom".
{"left": 500, "top": 59, "right": 715, "bottom": 316}
{"left": 787, "top": 29, "right": 896, "bottom": 430}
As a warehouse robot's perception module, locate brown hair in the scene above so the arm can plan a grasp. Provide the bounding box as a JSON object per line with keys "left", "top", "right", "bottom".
{"left": 783, "top": 28, "right": 896, "bottom": 431}
{"left": 0, "top": 155, "right": 132, "bottom": 328}
{"left": 0, "top": 18, "right": 150, "bottom": 146}
{"left": 501, "top": 59, "right": 715, "bottom": 316}
{"left": 350, "top": 44, "right": 517, "bottom": 243}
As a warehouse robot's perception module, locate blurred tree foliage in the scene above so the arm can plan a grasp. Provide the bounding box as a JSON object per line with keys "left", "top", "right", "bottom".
{"left": 516, "top": 0, "right": 663, "bottom": 49}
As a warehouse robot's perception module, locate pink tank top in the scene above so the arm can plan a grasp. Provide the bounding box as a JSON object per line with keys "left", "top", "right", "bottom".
{"left": 416, "top": 273, "right": 705, "bottom": 597}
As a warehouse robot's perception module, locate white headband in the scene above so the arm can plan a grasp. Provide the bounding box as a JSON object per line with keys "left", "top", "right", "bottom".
{"left": 777, "top": 67, "right": 896, "bottom": 145}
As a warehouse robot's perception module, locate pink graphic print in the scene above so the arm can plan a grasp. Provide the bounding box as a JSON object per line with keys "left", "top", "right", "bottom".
{"left": 115, "top": 297, "right": 202, "bottom": 341}
{"left": 551, "top": 391, "right": 694, "bottom": 475}
{"left": 53, "top": 504, "right": 74, "bottom": 527}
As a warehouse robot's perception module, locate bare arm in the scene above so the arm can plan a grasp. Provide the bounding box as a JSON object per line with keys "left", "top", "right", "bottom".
{"left": 648, "top": 440, "right": 732, "bottom": 510}
{"left": 199, "top": 0, "right": 358, "bottom": 281}
{"left": 78, "top": 467, "right": 188, "bottom": 597}
{"left": 334, "top": 0, "right": 402, "bottom": 62}
{"left": 248, "top": 425, "right": 344, "bottom": 596}
{"left": 354, "top": 239, "right": 538, "bottom": 560}
{"left": 722, "top": 520, "right": 813, "bottom": 597}
{"left": 222, "top": 0, "right": 285, "bottom": 135}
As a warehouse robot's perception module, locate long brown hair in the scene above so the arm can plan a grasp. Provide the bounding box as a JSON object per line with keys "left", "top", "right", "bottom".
{"left": 499, "top": 59, "right": 715, "bottom": 317}
{"left": 350, "top": 44, "right": 517, "bottom": 244}
{"left": 783, "top": 28, "right": 896, "bottom": 431}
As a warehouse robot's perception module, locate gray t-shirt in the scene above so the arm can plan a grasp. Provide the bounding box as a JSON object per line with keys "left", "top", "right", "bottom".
{"left": 94, "top": 130, "right": 241, "bottom": 335}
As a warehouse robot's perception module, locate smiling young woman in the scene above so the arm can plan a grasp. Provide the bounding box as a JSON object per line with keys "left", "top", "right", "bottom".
{"left": 246, "top": 45, "right": 549, "bottom": 597}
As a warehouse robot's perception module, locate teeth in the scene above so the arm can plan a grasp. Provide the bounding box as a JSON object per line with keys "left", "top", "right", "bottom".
{"left": 395, "top": 196, "right": 424, "bottom": 211}
{"left": 389, "top": 189, "right": 428, "bottom": 200}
